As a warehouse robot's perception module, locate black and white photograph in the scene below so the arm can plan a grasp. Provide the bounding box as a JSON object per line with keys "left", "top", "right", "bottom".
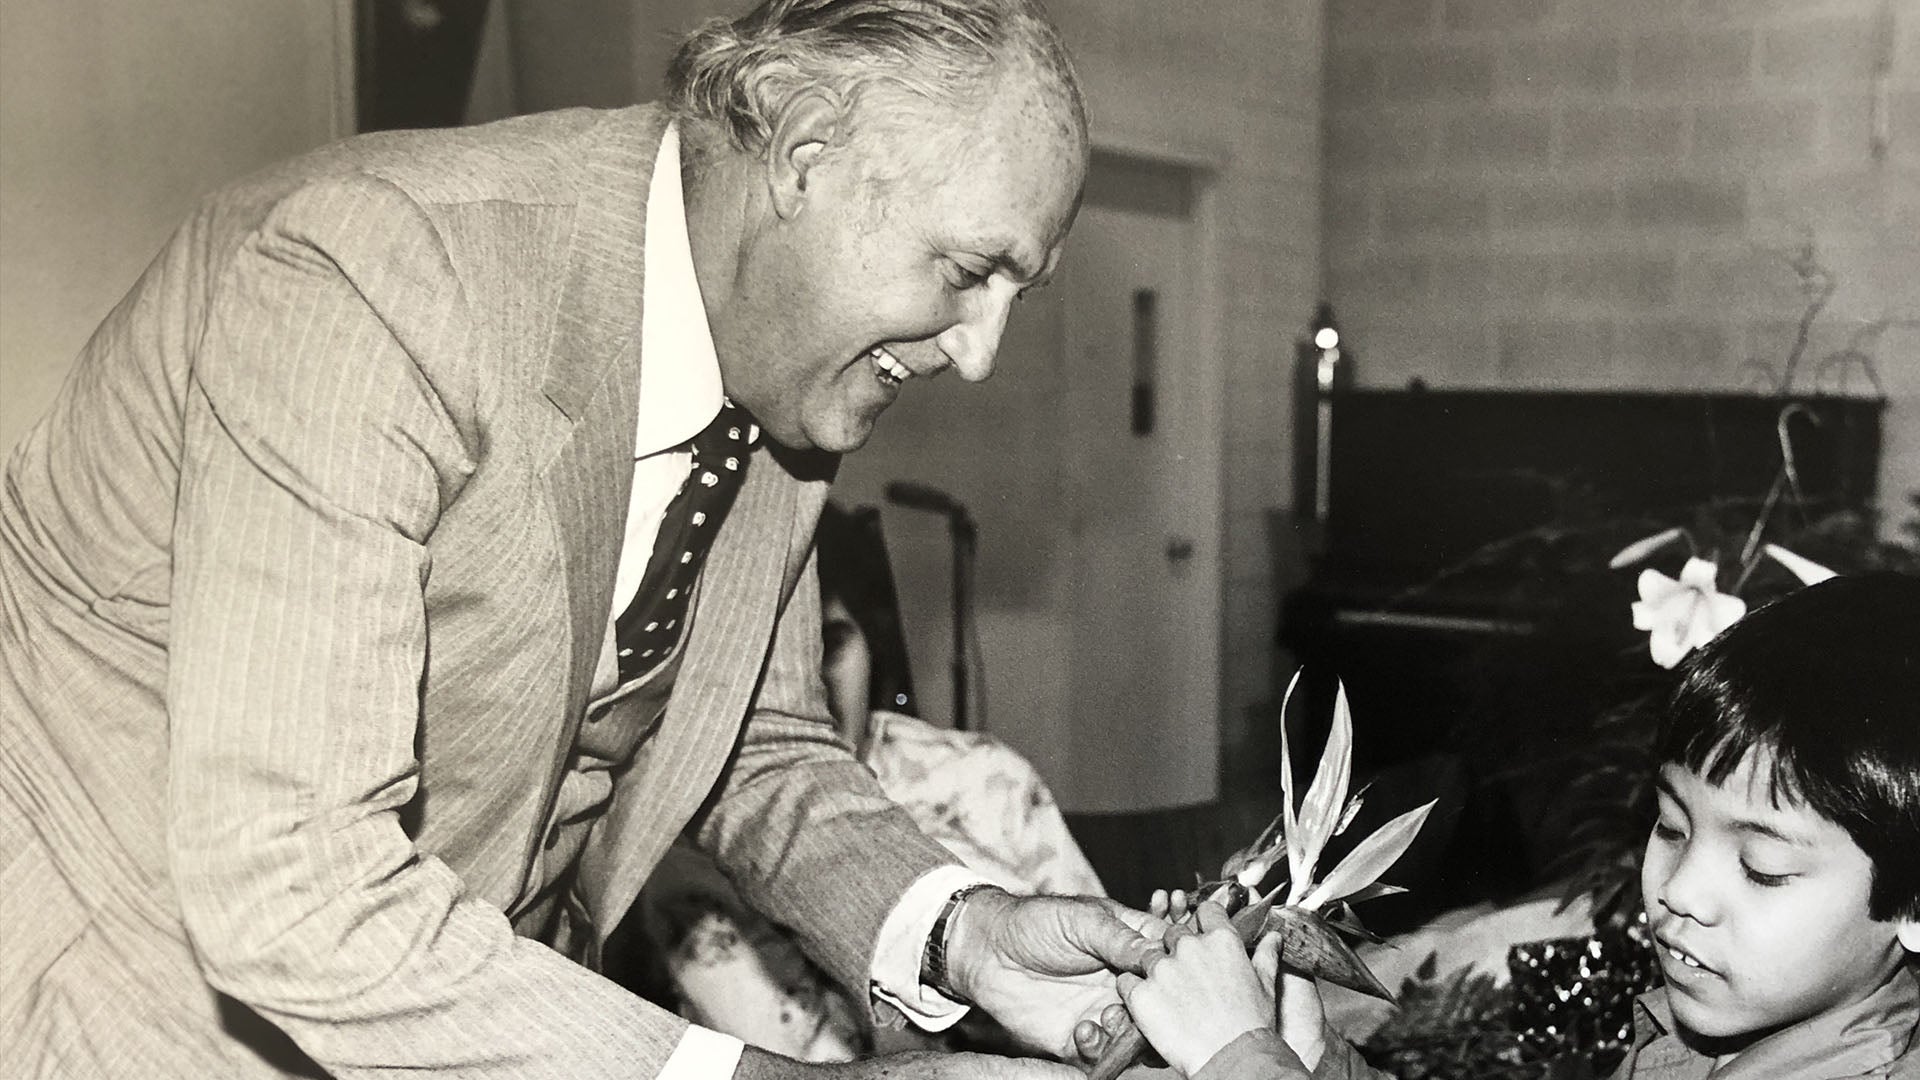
{"left": 3, "top": 1, "right": 1917, "bottom": 1077}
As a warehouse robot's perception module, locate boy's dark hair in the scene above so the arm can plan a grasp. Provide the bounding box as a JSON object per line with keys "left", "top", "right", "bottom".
{"left": 1657, "top": 571, "right": 1920, "bottom": 922}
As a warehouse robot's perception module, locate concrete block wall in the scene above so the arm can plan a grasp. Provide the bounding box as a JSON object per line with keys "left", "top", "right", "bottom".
{"left": 1324, "top": 0, "right": 1920, "bottom": 513}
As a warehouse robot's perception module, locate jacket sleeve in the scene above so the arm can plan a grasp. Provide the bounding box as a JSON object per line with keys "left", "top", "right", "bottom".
{"left": 166, "top": 172, "right": 690, "bottom": 1079}
{"left": 1308, "top": 1020, "right": 1397, "bottom": 1080}
{"left": 1193, "top": 1029, "right": 1316, "bottom": 1080}
{"left": 690, "top": 539, "right": 959, "bottom": 1009}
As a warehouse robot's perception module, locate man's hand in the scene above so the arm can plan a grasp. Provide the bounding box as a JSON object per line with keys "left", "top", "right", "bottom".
{"left": 940, "top": 889, "right": 1160, "bottom": 1060}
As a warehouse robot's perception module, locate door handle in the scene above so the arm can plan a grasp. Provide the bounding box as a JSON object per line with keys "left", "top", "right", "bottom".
{"left": 1165, "top": 537, "right": 1194, "bottom": 562}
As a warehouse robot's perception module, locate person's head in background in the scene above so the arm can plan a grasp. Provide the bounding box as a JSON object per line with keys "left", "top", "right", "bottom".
{"left": 665, "top": 0, "right": 1088, "bottom": 454}
{"left": 1642, "top": 571, "right": 1920, "bottom": 1053}
{"left": 822, "top": 589, "right": 876, "bottom": 754}
{"left": 814, "top": 501, "right": 919, "bottom": 753}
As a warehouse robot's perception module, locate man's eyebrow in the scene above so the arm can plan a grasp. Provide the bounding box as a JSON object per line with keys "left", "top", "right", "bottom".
{"left": 1010, "top": 252, "right": 1067, "bottom": 295}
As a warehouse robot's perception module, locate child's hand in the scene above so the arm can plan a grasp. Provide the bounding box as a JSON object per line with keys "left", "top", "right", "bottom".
{"left": 1271, "top": 963, "right": 1328, "bottom": 1070}
{"left": 1117, "top": 901, "right": 1273, "bottom": 1077}
{"left": 1147, "top": 887, "right": 1190, "bottom": 920}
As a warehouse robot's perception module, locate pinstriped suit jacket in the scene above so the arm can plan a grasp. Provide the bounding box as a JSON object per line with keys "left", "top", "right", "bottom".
{"left": 0, "top": 104, "right": 956, "bottom": 1078}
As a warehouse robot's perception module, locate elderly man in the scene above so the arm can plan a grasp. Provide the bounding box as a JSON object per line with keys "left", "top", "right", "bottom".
{"left": 0, "top": 1, "right": 1152, "bottom": 1077}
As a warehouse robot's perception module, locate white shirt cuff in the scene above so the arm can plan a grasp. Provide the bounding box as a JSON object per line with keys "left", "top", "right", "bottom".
{"left": 870, "top": 864, "right": 992, "bottom": 1031}
{"left": 659, "top": 1023, "right": 744, "bottom": 1080}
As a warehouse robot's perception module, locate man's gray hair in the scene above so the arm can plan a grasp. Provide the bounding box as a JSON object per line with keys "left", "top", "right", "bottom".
{"left": 667, "top": 0, "right": 1084, "bottom": 153}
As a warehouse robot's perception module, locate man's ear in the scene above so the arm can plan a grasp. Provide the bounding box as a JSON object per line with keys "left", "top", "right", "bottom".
{"left": 1897, "top": 916, "right": 1920, "bottom": 953}
{"left": 766, "top": 90, "right": 842, "bottom": 221}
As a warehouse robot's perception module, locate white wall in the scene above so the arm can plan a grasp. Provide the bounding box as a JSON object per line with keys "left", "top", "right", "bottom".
{"left": 0, "top": 0, "right": 353, "bottom": 452}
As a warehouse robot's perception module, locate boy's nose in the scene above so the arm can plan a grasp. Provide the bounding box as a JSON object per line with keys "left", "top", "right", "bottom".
{"left": 1655, "top": 851, "right": 1720, "bottom": 925}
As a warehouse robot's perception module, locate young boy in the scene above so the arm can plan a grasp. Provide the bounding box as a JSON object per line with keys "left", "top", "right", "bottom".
{"left": 1117, "top": 572, "right": 1920, "bottom": 1078}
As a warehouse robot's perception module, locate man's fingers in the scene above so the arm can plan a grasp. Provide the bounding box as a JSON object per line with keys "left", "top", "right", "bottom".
{"left": 1076, "top": 900, "right": 1159, "bottom": 973}
{"left": 1137, "top": 947, "right": 1166, "bottom": 977}
{"left": 1160, "top": 920, "right": 1196, "bottom": 953}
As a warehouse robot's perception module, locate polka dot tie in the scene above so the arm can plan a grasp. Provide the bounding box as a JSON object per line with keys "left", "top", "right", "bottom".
{"left": 614, "top": 400, "right": 758, "bottom": 684}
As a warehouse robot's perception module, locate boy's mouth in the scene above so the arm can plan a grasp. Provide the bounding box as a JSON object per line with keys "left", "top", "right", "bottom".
{"left": 1656, "top": 934, "right": 1717, "bottom": 977}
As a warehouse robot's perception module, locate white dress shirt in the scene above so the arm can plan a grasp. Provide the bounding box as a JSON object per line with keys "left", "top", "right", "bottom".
{"left": 628, "top": 124, "right": 982, "bottom": 1077}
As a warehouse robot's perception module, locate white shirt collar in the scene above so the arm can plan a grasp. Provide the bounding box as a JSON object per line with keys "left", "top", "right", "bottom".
{"left": 636, "top": 122, "right": 724, "bottom": 458}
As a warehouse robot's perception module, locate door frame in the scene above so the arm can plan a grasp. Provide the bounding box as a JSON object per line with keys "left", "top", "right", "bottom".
{"left": 1056, "top": 136, "right": 1228, "bottom": 811}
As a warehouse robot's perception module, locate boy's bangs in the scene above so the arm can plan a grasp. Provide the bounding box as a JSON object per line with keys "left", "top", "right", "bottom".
{"left": 1684, "top": 729, "right": 1811, "bottom": 811}
{"left": 1660, "top": 660, "right": 1819, "bottom": 813}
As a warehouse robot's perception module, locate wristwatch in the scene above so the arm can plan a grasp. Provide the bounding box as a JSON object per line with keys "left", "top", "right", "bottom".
{"left": 922, "top": 882, "right": 998, "bottom": 1003}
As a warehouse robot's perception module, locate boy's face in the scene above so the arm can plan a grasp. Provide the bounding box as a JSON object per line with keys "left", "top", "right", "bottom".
{"left": 1640, "top": 753, "right": 1919, "bottom": 1045}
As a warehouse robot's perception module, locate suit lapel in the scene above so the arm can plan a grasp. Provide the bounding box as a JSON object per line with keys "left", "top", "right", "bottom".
{"left": 536, "top": 107, "right": 668, "bottom": 731}
{"left": 523, "top": 104, "right": 837, "bottom": 937}
{"left": 578, "top": 446, "right": 835, "bottom": 934}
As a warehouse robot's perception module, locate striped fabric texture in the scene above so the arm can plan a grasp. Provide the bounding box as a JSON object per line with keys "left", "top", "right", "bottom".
{"left": 0, "top": 104, "right": 955, "bottom": 1078}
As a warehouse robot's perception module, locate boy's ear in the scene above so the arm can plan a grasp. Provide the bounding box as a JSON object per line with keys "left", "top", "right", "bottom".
{"left": 1897, "top": 918, "right": 1920, "bottom": 953}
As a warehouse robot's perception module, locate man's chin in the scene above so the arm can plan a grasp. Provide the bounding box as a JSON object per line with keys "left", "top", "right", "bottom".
{"left": 799, "top": 412, "right": 880, "bottom": 454}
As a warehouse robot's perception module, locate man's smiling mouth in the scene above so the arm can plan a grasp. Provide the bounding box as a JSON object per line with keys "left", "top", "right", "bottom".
{"left": 869, "top": 346, "right": 912, "bottom": 388}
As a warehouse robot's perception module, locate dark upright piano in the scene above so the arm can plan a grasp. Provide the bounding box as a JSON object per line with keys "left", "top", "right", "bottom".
{"left": 1277, "top": 386, "right": 1884, "bottom": 912}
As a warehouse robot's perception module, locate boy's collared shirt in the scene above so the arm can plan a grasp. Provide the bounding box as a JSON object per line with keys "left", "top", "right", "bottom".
{"left": 1611, "top": 964, "right": 1920, "bottom": 1079}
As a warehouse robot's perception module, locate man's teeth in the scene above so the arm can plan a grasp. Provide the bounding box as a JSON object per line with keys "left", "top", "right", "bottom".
{"left": 1667, "top": 946, "right": 1704, "bottom": 970}
{"left": 870, "top": 348, "right": 911, "bottom": 385}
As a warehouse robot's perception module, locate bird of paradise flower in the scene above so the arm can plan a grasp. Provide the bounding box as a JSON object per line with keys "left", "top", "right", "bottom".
{"left": 1090, "top": 673, "right": 1436, "bottom": 1079}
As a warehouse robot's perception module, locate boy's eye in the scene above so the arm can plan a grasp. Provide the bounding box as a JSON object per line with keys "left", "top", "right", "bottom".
{"left": 1741, "top": 862, "right": 1794, "bottom": 888}
{"left": 1651, "top": 820, "right": 1685, "bottom": 843}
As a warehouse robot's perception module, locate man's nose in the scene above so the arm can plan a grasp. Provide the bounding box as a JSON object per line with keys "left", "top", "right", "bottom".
{"left": 934, "top": 279, "right": 1018, "bottom": 383}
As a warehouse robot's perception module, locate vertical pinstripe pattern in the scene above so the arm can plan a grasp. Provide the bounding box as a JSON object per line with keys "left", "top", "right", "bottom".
{"left": 1, "top": 104, "right": 955, "bottom": 1078}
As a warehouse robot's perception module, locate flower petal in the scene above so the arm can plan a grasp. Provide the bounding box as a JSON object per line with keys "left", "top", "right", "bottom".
{"left": 1677, "top": 557, "right": 1722, "bottom": 592}
{"left": 1291, "top": 680, "right": 1354, "bottom": 901}
{"left": 1635, "top": 567, "right": 1683, "bottom": 604}
{"left": 1278, "top": 669, "right": 1304, "bottom": 897}
{"left": 1302, "top": 799, "right": 1436, "bottom": 912}
{"left": 1697, "top": 592, "right": 1747, "bottom": 643}
{"left": 1609, "top": 527, "right": 1685, "bottom": 570}
{"left": 1764, "top": 544, "right": 1838, "bottom": 586}
{"left": 1647, "top": 618, "right": 1692, "bottom": 668}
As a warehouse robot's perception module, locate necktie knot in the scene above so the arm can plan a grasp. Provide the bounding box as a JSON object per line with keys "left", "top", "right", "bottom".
{"left": 614, "top": 400, "right": 757, "bottom": 683}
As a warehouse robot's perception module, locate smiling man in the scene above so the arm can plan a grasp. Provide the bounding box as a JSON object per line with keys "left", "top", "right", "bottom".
{"left": 0, "top": 3, "right": 1157, "bottom": 1078}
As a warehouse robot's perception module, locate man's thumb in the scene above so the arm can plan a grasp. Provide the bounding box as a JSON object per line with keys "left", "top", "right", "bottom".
{"left": 1076, "top": 903, "right": 1158, "bottom": 973}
